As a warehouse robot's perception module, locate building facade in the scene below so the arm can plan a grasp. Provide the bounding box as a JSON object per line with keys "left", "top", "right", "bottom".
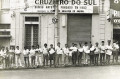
{"left": 0, "top": 0, "right": 115, "bottom": 49}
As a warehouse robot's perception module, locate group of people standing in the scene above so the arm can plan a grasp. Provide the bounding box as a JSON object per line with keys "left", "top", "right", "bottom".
{"left": 0, "top": 40, "right": 119, "bottom": 69}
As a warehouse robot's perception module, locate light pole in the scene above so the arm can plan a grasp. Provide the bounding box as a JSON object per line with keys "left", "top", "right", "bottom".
{"left": 53, "top": 0, "right": 59, "bottom": 47}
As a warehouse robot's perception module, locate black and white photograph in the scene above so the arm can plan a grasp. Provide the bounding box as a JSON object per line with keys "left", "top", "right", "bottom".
{"left": 0, "top": 0, "right": 120, "bottom": 79}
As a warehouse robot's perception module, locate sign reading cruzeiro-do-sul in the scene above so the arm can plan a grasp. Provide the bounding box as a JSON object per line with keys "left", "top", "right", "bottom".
{"left": 32, "top": 0, "right": 99, "bottom": 13}
{"left": 110, "top": 0, "right": 120, "bottom": 24}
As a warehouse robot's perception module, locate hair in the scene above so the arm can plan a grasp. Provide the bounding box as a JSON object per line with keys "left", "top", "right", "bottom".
{"left": 50, "top": 44, "right": 53, "bottom": 46}
{"left": 101, "top": 41, "right": 104, "bottom": 43}
{"left": 44, "top": 43, "right": 47, "bottom": 46}
{"left": 85, "top": 42, "right": 88, "bottom": 45}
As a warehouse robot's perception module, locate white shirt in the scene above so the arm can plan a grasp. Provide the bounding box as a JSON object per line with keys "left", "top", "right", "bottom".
{"left": 113, "top": 43, "right": 119, "bottom": 51}
{"left": 49, "top": 48, "right": 55, "bottom": 54}
{"left": 56, "top": 46, "right": 63, "bottom": 54}
{"left": 94, "top": 46, "right": 100, "bottom": 54}
{"left": 78, "top": 47, "right": 84, "bottom": 52}
{"left": 30, "top": 49, "right": 35, "bottom": 56}
{"left": 23, "top": 49, "right": 29, "bottom": 56}
{"left": 15, "top": 49, "right": 21, "bottom": 54}
{"left": 0, "top": 50, "right": 6, "bottom": 56}
{"left": 9, "top": 49, "right": 14, "bottom": 55}
{"left": 69, "top": 51, "right": 72, "bottom": 56}
{"left": 100, "top": 45, "right": 106, "bottom": 53}
{"left": 70, "top": 46, "right": 78, "bottom": 52}
{"left": 90, "top": 46, "right": 95, "bottom": 51}
{"left": 43, "top": 47, "right": 48, "bottom": 54}
{"left": 106, "top": 45, "right": 113, "bottom": 55}
{"left": 63, "top": 47, "right": 69, "bottom": 55}
{"left": 83, "top": 45, "right": 90, "bottom": 53}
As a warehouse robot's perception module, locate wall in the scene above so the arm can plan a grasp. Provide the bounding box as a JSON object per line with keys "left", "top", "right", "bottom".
{"left": 92, "top": 14, "right": 100, "bottom": 45}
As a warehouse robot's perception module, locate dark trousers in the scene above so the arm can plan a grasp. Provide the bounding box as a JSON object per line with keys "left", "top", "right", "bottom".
{"left": 100, "top": 53, "right": 105, "bottom": 65}
{"left": 24, "top": 56, "right": 29, "bottom": 67}
{"left": 43, "top": 54, "right": 49, "bottom": 66}
{"left": 89, "top": 55, "right": 94, "bottom": 65}
{"left": 78, "top": 52, "right": 83, "bottom": 65}
{"left": 106, "top": 54, "right": 110, "bottom": 64}
{"left": 113, "top": 51, "right": 119, "bottom": 63}
{"left": 49, "top": 53, "right": 55, "bottom": 67}
{"left": 5, "top": 56, "right": 9, "bottom": 68}
{"left": 72, "top": 52, "right": 77, "bottom": 65}
{"left": 94, "top": 54, "right": 99, "bottom": 65}
{"left": 31, "top": 56, "right": 36, "bottom": 67}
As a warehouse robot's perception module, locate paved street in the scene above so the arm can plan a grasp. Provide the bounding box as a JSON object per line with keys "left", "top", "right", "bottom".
{"left": 0, "top": 65, "right": 120, "bottom": 79}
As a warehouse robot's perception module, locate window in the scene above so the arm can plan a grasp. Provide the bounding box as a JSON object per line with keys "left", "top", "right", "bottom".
{"left": 25, "top": 17, "right": 39, "bottom": 22}
{"left": 0, "top": 32, "right": 10, "bottom": 35}
{"left": 0, "top": 24, "right": 10, "bottom": 29}
{"left": 1, "top": 0, "right": 10, "bottom": 9}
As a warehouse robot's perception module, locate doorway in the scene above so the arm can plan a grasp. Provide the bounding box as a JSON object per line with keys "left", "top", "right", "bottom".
{"left": 25, "top": 24, "right": 39, "bottom": 49}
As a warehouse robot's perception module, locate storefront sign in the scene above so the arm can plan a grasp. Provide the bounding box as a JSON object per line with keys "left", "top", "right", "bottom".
{"left": 23, "top": 0, "right": 99, "bottom": 13}
{"left": 110, "top": 0, "right": 120, "bottom": 24}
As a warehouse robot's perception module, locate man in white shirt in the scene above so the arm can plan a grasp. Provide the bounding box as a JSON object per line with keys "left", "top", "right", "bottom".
{"left": 29, "top": 46, "right": 36, "bottom": 68}
{"left": 106, "top": 40, "right": 113, "bottom": 65}
{"left": 43, "top": 43, "right": 49, "bottom": 66}
{"left": 9, "top": 46, "right": 15, "bottom": 68}
{"left": 112, "top": 41, "right": 119, "bottom": 63}
{"left": 70, "top": 43, "right": 78, "bottom": 66}
{"left": 23, "top": 47, "right": 29, "bottom": 68}
{"left": 0, "top": 47, "right": 6, "bottom": 68}
{"left": 100, "top": 41, "right": 106, "bottom": 65}
{"left": 55, "top": 42, "right": 63, "bottom": 66}
{"left": 63, "top": 44, "right": 69, "bottom": 66}
{"left": 83, "top": 42, "right": 89, "bottom": 65}
{"left": 35, "top": 45, "right": 42, "bottom": 67}
{"left": 78, "top": 43, "right": 83, "bottom": 65}
{"left": 15, "top": 46, "right": 22, "bottom": 68}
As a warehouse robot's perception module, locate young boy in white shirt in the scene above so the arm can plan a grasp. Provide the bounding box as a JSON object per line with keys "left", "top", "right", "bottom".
{"left": 55, "top": 42, "right": 63, "bottom": 66}
{"left": 0, "top": 47, "right": 6, "bottom": 69}
{"left": 100, "top": 41, "right": 106, "bottom": 65}
{"left": 9, "top": 46, "right": 15, "bottom": 68}
{"left": 15, "top": 46, "right": 22, "bottom": 68}
{"left": 83, "top": 42, "right": 90, "bottom": 65}
{"left": 112, "top": 41, "right": 119, "bottom": 63}
{"left": 78, "top": 43, "right": 84, "bottom": 65}
{"left": 29, "top": 46, "right": 36, "bottom": 68}
{"left": 70, "top": 43, "right": 78, "bottom": 66}
{"left": 43, "top": 43, "right": 49, "bottom": 66}
{"left": 23, "top": 47, "right": 29, "bottom": 68}
{"left": 48, "top": 44, "right": 55, "bottom": 67}
{"left": 63, "top": 44, "right": 69, "bottom": 66}
{"left": 35, "top": 45, "right": 42, "bottom": 67}
{"left": 106, "top": 40, "right": 113, "bottom": 65}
